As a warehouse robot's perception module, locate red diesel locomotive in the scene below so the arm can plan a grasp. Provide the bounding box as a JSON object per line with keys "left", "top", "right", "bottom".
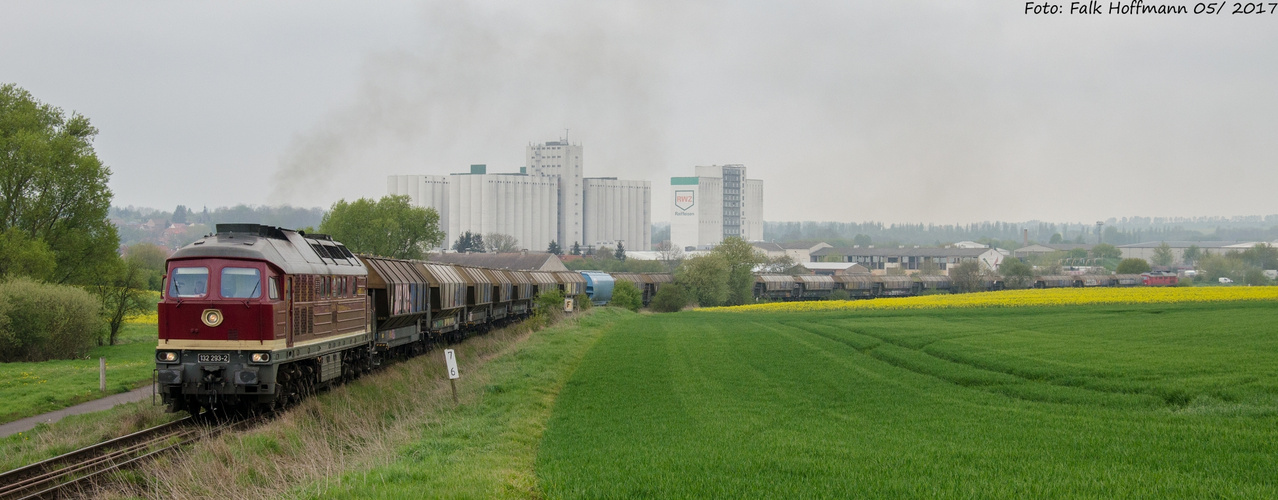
{"left": 154, "top": 224, "right": 556, "bottom": 415}
{"left": 155, "top": 224, "right": 373, "bottom": 414}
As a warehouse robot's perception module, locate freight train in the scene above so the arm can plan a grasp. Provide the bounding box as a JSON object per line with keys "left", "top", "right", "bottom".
{"left": 750, "top": 270, "right": 1177, "bottom": 301}
{"left": 154, "top": 224, "right": 597, "bottom": 415}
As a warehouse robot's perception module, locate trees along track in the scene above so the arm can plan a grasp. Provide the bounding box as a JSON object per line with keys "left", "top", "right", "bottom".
{"left": 0, "top": 414, "right": 262, "bottom": 499}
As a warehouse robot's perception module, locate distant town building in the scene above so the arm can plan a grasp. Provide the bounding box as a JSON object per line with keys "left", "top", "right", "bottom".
{"left": 583, "top": 178, "right": 651, "bottom": 251}
{"left": 751, "top": 241, "right": 832, "bottom": 263}
{"left": 1012, "top": 243, "right": 1095, "bottom": 259}
{"left": 670, "top": 164, "right": 763, "bottom": 251}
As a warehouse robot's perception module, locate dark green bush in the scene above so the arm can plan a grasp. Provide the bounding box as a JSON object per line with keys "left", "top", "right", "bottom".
{"left": 1116, "top": 258, "right": 1152, "bottom": 275}
{"left": 649, "top": 284, "right": 688, "bottom": 313}
{"left": 0, "top": 277, "right": 103, "bottom": 361}
{"left": 611, "top": 281, "right": 643, "bottom": 312}
{"left": 828, "top": 289, "right": 851, "bottom": 301}
{"left": 574, "top": 293, "right": 593, "bottom": 312}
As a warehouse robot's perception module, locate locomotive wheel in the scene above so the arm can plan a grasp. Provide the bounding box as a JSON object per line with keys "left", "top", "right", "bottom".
{"left": 276, "top": 365, "right": 302, "bottom": 409}
{"left": 301, "top": 365, "right": 317, "bottom": 398}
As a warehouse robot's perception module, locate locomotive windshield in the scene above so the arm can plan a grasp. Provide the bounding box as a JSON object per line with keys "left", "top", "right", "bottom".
{"left": 220, "top": 267, "right": 262, "bottom": 299}
{"left": 168, "top": 267, "right": 209, "bottom": 298}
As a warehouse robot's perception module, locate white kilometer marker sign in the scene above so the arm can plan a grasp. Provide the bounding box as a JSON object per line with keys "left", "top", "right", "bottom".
{"left": 444, "top": 349, "right": 460, "bottom": 379}
{"left": 445, "top": 349, "right": 460, "bottom": 404}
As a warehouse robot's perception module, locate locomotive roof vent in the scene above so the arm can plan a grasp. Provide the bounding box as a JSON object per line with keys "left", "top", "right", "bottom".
{"left": 216, "top": 223, "right": 290, "bottom": 240}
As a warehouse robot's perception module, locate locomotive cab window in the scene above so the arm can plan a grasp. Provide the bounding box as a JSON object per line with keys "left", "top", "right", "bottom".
{"left": 269, "top": 277, "right": 280, "bottom": 300}
{"left": 221, "top": 267, "right": 262, "bottom": 299}
{"left": 168, "top": 267, "right": 210, "bottom": 298}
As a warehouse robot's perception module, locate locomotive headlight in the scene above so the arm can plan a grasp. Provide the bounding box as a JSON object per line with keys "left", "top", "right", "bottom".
{"left": 201, "top": 309, "right": 224, "bottom": 327}
{"left": 250, "top": 352, "right": 271, "bottom": 363}
{"left": 157, "top": 351, "right": 178, "bottom": 363}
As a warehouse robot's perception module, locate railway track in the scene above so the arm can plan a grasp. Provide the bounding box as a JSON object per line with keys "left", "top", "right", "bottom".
{"left": 0, "top": 414, "right": 260, "bottom": 499}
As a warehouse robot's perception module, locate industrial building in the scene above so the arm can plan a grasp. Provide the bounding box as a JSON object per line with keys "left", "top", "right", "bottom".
{"left": 810, "top": 246, "right": 1004, "bottom": 275}
{"left": 448, "top": 166, "right": 559, "bottom": 253}
{"left": 388, "top": 165, "right": 558, "bottom": 252}
{"left": 386, "top": 174, "right": 449, "bottom": 226}
{"left": 389, "top": 139, "right": 650, "bottom": 251}
{"left": 1117, "top": 241, "right": 1274, "bottom": 264}
{"left": 670, "top": 164, "right": 763, "bottom": 251}
{"left": 583, "top": 178, "right": 651, "bottom": 251}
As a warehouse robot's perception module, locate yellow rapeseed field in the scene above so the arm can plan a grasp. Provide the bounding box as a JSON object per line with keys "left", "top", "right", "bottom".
{"left": 125, "top": 291, "right": 161, "bottom": 324}
{"left": 714, "top": 287, "right": 1278, "bottom": 313}
{"left": 125, "top": 311, "right": 158, "bottom": 324}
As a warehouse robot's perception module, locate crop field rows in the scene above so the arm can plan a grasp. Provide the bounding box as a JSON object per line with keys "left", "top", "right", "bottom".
{"left": 536, "top": 302, "right": 1278, "bottom": 498}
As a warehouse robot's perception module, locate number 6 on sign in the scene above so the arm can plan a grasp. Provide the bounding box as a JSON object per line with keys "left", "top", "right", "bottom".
{"left": 445, "top": 349, "right": 459, "bottom": 380}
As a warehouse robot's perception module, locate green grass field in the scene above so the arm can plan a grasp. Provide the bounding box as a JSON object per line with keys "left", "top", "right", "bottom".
{"left": 537, "top": 302, "right": 1278, "bottom": 498}
{"left": 0, "top": 323, "right": 158, "bottom": 424}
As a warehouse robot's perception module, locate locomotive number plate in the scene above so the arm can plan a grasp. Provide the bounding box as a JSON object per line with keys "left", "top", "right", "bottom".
{"left": 198, "top": 353, "right": 230, "bottom": 363}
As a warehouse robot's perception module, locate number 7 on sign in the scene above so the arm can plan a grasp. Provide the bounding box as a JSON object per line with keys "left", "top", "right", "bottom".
{"left": 444, "top": 349, "right": 460, "bottom": 380}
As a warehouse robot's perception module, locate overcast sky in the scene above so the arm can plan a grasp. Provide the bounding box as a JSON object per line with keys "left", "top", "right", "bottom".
{"left": 6, "top": 1, "right": 1276, "bottom": 225}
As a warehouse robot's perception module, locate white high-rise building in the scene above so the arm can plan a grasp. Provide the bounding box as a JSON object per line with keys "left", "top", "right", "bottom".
{"left": 583, "top": 178, "right": 651, "bottom": 251}
{"left": 526, "top": 140, "right": 584, "bottom": 249}
{"left": 670, "top": 164, "right": 763, "bottom": 251}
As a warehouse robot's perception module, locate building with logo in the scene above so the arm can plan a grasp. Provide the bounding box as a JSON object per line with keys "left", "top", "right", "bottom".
{"left": 670, "top": 164, "right": 763, "bottom": 251}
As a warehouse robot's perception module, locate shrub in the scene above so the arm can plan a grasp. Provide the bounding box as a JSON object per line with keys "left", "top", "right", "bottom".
{"left": 827, "top": 289, "right": 851, "bottom": 301}
{"left": 535, "top": 289, "right": 566, "bottom": 320}
{"left": 1116, "top": 258, "right": 1152, "bottom": 274}
{"left": 574, "top": 293, "right": 593, "bottom": 311}
{"left": 1244, "top": 269, "right": 1271, "bottom": 286}
{"left": 0, "top": 277, "right": 103, "bottom": 361}
{"left": 676, "top": 255, "right": 729, "bottom": 307}
{"left": 999, "top": 259, "right": 1034, "bottom": 289}
{"left": 611, "top": 281, "right": 643, "bottom": 312}
{"left": 649, "top": 284, "right": 689, "bottom": 313}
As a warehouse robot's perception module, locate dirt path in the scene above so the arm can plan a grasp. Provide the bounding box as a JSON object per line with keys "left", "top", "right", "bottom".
{"left": 0, "top": 386, "right": 158, "bottom": 438}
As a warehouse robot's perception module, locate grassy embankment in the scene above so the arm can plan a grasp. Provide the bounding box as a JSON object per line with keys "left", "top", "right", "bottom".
{"left": 95, "top": 307, "right": 631, "bottom": 499}
{"left": 0, "top": 320, "right": 160, "bottom": 425}
{"left": 537, "top": 299, "right": 1278, "bottom": 498}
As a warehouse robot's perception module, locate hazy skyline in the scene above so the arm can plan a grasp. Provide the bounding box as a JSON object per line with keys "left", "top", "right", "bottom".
{"left": 5, "top": 1, "right": 1276, "bottom": 226}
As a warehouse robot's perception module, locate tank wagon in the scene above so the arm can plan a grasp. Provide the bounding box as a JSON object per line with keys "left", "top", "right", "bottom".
{"left": 581, "top": 271, "right": 615, "bottom": 305}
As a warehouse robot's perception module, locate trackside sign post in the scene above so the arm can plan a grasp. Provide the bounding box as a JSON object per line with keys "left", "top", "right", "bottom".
{"left": 445, "top": 349, "right": 459, "bottom": 404}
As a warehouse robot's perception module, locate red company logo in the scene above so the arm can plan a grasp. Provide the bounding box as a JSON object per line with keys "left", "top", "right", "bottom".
{"left": 675, "top": 190, "right": 695, "bottom": 211}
